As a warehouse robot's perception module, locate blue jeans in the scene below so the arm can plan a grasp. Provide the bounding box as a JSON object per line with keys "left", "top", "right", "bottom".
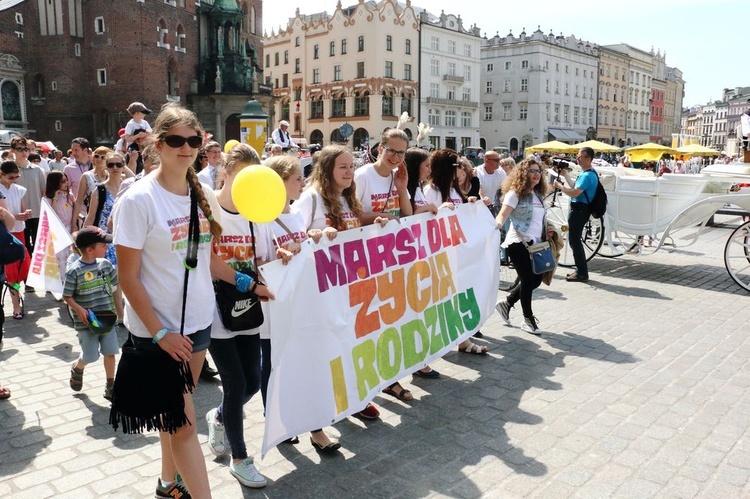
{"left": 568, "top": 203, "right": 591, "bottom": 278}
{"left": 208, "top": 334, "right": 261, "bottom": 460}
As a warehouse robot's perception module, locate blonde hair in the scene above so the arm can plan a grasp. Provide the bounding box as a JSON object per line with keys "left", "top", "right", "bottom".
{"left": 152, "top": 103, "right": 221, "bottom": 240}
{"left": 93, "top": 146, "right": 113, "bottom": 158}
{"left": 310, "top": 145, "right": 362, "bottom": 230}
{"left": 223, "top": 143, "right": 260, "bottom": 176}
{"left": 499, "top": 157, "right": 516, "bottom": 170}
{"left": 264, "top": 155, "right": 301, "bottom": 181}
{"left": 381, "top": 128, "right": 409, "bottom": 144}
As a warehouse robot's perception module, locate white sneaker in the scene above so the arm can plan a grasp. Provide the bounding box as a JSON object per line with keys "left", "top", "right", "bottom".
{"left": 205, "top": 408, "right": 226, "bottom": 456}
{"left": 521, "top": 316, "right": 541, "bottom": 335}
{"left": 229, "top": 457, "right": 267, "bottom": 488}
{"left": 495, "top": 301, "right": 511, "bottom": 325}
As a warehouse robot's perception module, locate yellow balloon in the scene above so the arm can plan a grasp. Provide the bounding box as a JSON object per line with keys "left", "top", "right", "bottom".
{"left": 224, "top": 140, "right": 240, "bottom": 153}
{"left": 231, "top": 166, "right": 286, "bottom": 223}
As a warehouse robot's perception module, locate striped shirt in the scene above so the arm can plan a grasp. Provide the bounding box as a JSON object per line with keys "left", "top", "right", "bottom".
{"left": 63, "top": 258, "right": 118, "bottom": 330}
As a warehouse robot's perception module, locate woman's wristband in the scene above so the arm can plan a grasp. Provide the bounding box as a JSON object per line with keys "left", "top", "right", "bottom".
{"left": 235, "top": 271, "right": 254, "bottom": 293}
{"left": 152, "top": 327, "right": 168, "bottom": 343}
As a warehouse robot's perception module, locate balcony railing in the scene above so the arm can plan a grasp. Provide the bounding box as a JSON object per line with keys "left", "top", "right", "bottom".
{"left": 425, "top": 97, "right": 478, "bottom": 108}
{"left": 443, "top": 74, "right": 465, "bottom": 84}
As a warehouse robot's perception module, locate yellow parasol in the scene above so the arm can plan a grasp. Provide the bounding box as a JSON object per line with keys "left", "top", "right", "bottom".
{"left": 675, "top": 144, "right": 721, "bottom": 157}
{"left": 571, "top": 140, "right": 622, "bottom": 153}
{"left": 624, "top": 143, "right": 677, "bottom": 163}
{"left": 525, "top": 140, "right": 576, "bottom": 153}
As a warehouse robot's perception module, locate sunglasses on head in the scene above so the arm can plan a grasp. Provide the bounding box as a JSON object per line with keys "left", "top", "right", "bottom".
{"left": 163, "top": 135, "right": 203, "bottom": 149}
{"left": 106, "top": 162, "right": 124, "bottom": 168}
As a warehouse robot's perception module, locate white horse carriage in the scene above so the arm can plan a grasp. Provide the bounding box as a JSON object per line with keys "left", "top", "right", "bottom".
{"left": 542, "top": 163, "right": 750, "bottom": 292}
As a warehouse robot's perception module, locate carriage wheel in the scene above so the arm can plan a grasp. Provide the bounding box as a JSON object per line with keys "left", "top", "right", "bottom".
{"left": 597, "top": 230, "right": 642, "bottom": 258}
{"left": 498, "top": 261, "right": 518, "bottom": 291}
{"left": 724, "top": 221, "right": 750, "bottom": 292}
{"left": 544, "top": 192, "right": 604, "bottom": 267}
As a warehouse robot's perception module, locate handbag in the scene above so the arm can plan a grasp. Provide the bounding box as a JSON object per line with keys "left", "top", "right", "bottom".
{"left": 0, "top": 220, "right": 25, "bottom": 266}
{"left": 214, "top": 221, "right": 264, "bottom": 331}
{"left": 109, "top": 189, "right": 200, "bottom": 434}
{"left": 527, "top": 241, "right": 556, "bottom": 274}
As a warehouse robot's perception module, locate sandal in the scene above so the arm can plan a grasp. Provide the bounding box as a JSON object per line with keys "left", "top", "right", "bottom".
{"left": 0, "top": 386, "right": 10, "bottom": 400}
{"left": 69, "top": 363, "right": 84, "bottom": 392}
{"left": 458, "top": 342, "right": 487, "bottom": 355}
{"left": 565, "top": 273, "right": 589, "bottom": 282}
{"left": 413, "top": 368, "right": 441, "bottom": 379}
{"left": 382, "top": 383, "right": 413, "bottom": 401}
{"left": 12, "top": 312, "right": 23, "bottom": 320}
{"left": 310, "top": 436, "right": 341, "bottom": 454}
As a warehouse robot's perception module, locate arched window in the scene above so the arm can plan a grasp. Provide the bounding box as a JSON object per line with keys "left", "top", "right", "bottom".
{"left": 331, "top": 92, "right": 346, "bottom": 118}
{"left": 400, "top": 92, "right": 412, "bottom": 115}
{"left": 250, "top": 6, "right": 256, "bottom": 34}
{"left": 382, "top": 90, "right": 394, "bottom": 116}
{"left": 354, "top": 91, "right": 369, "bottom": 116}
{"left": 1, "top": 80, "right": 23, "bottom": 121}
{"left": 34, "top": 74, "right": 45, "bottom": 99}
{"left": 280, "top": 98, "right": 290, "bottom": 122}
{"left": 310, "top": 94, "right": 324, "bottom": 119}
{"left": 176, "top": 24, "right": 185, "bottom": 52}
{"left": 158, "top": 19, "right": 169, "bottom": 48}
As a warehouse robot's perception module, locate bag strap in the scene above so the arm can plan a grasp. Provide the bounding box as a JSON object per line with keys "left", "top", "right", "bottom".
{"left": 93, "top": 184, "right": 107, "bottom": 228}
{"left": 308, "top": 193, "right": 317, "bottom": 231}
{"left": 249, "top": 221, "right": 257, "bottom": 272}
{"left": 180, "top": 188, "right": 200, "bottom": 335}
{"left": 381, "top": 172, "right": 394, "bottom": 213}
{"left": 274, "top": 217, "right": 294, "bottom": 238}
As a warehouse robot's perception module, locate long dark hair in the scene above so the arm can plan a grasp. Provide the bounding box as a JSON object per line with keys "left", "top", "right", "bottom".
{"left": 428, "top": 149, "right": 462, "bottom": 203}
{"left": 45, "top": 171, "right": 67, "bottom": 199}
{"left": 405, "top": 147, "right": 430, "bottom": 203}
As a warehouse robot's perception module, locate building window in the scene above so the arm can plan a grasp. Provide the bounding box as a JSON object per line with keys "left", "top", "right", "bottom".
{"left": 564, "top": 105, "right": 570, "bottom": 123}
{"left": 430, "top": 83, "right": 439, "bottom": 98}
{"left": 341, "top": 39, "right": 347, "bottom": 54}
{"left": 546, "top": 103, "right": 551, "bottom": 121}
{"left": 461, "top": 111, "right": 472, "bottom": 127}
{"left": 486, "top": 63, "right": 494, "bottom": 72}
{"left": 333, "top": 65, "right": 341, "bottom": 81}
{"left": 464, "top": 44, "right": 471, "bottom": 57}
{"left": 358, "top": 35, "right": 364, "bottom": 51}
{"left": 430, "top": 59, "right": 439, "bottom": 76}
{"left": 354, "top": 91, "right": 369, "bottom": 116}
{"left": 15, "top": 12, "right": 23, "bottom": 25}
{"left": 554, "top": 104, "right": 560, "bottom": 122}
{"left": 74, "top": 43, "right": 81, "bottom": 57}
{"left": 158, "top": 19, "right": 169, "bottom": 48}
{"left": 555, "top": 81, "right": 559, "bottom": 94}
{"left": 94, "top": 16, "right": 105, "bottom": 34}
{"left": 310, "top": 97, "right": 324, "bottom": 119}
{"left": 312, "top": 68, "right": 319, "bottom": 84}
{"left": 386, "top": 35, "right": 392, "bottom": 51}
{"left": 97, "top": 68, "right": 107, "bottom": 86}
{"left": 176, "top": 25, "right": 185, "bottom": 52}
{"left": 266, "top": 54, "right": 270, "bottom": 67}
{"left": 447, "top": 40, "right": 455, "bottom": 54}
{"left": 462, "top": 88, "right": 471, "bottom": 101}
{"left": 314, "top": 44, "right": 319, "bottom": 59}
{"left": 484, "top": 105, "right": 493, "bottom": 121}
{"left": 385, "top": 61, "right": 393, "bottom": 78}
{"left": 332, "top": 95, "right": 346, "bottom": 117}
{"left": 382, "top": 93, "right": 393, "bottom": 115}
{"left": 565, "top": 83, "right": 569, "bottom": 96}
{"left": 282, "top": 74, "right": 288, "bottom": 88}
{"left": 464, "top": 65, "right": 471, "bottom": 81}
{"left": 330, "top": 41, "right": 335, "bottom": 56}
{"left": 519, "top": 103, "right": 528, "bottom": 120}
{"left": 546, "top": 80, "right": 550, "bottom": 93}
{"left": 445, "top": 110, "right": 456, "bottom": 127}
{"left": 447, "top": 62, "right": 456, "bottom": 76}
{"left": 401, "top": 93, "right": 412, "bottom": 115}
{"left": 295, "top": 58, "right": 300, "bottom": 74}
{"left": 404, "top": 63, "right": 412, "bottom": 81}
{"left": 521, "top": 79, "right": 528, "bottom": 91}
{"left": 502, "top": 104, "right": 511, "bottom": 120}
{"left": 357, "top": 61, "right": 365, "bottom": 78}
{"left": 55, "top": 120, "right": 62, "bottom": 131}
{"left": 521, "top": 60, "right": 528, "bottom": 69}
{"left": 576, "top": 68, "right": 579, "bottom": 76}
{"left": 428, "top": 109, "right": 440, "bottom": 126}
{"left": 574, "top": 107, "right": 580, "bottom": 124}
{"left": 284, "top": 50, "right": 288, "bottom": 64}
{"left": 430, "top": 36, "right": 439, "bottom": 51}
{"left": 447, "top": 88, "right": 455, "bottom": 100}
{"left": 405, "top": 39, "right": 411, "bottom": 54}
{"left": 281, "top": 101, "right": 290, "bottom": 121}
{"left": 504, "top": 79, "right": 511, "bottom": 92}
{"left": 274, "top": 52, "right": 279, "bottom": 66}
{"left": 555, "top": 63, "right": 560, "bottom": 72}
{"left": 565, "top": 65, "right": 569, "bottom": 74}
{"left": 295, "top": 37, "right": 300, "bottom": 47}
{"left": 505, "top": 61, "right": 512, "bottom": 71}
{"left": 485, "top": 81, "right": 493, "bottom": 93}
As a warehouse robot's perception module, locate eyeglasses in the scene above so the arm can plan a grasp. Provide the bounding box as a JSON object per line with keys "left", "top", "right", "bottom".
{"left": 13, "top": 147, "right": 29, "bottom": 153}
{"left": 206, "top": 149, "right": 222, "bottom": 154}
{"left": 528, "top": 169, "right": 542, "bottom": 175}
{"left": 106, "top": 162, "right": 124, "bottom": 168}
{"left": 162, "top": 135, "right": 203, "bottom": 149}
{"left": 383, "top": 146, "right": 406, "bottom": 158}
{"left": 93, "top": 154, "right": 104, "bottom": 159}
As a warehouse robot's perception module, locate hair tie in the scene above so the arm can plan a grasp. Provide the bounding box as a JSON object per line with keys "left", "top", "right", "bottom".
{"left": 207, "top": 215, "right": 215, "bottom": 221}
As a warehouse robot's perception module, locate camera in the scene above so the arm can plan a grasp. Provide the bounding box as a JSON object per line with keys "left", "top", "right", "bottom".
{"left": 551, "top": 158, "right": 574, "bottom": 169}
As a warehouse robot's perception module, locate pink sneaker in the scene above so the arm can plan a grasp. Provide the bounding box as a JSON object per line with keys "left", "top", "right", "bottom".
{"left": 355, "top": 403, "right": 380, "bottom": 420}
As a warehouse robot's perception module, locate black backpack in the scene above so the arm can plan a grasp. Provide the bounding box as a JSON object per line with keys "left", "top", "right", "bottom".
{"left": 92, "top": 184, "right": 107, "bottom": 228}
{"left": 583, "top": 170, "right": 607, "bottom": 219}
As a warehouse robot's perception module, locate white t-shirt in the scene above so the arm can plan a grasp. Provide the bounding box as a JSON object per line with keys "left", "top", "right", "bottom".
{"left": 423, "top": 184, "right": 463, "bottom": 207}
{"left": 0, "top": 183, "right": 26, "bottom": 232}
{"left": 295, "top": 187, "right": 362, "bottom": 231}
{"left": 475, "top": 164, "right": 506, "bottom": 200}
{"left": 125, "top": 118, "right": 152, "bottom": 138}
{"left": 413, "top": 185, "right": 428, "bottom": 209}
{"left": 502, "top": 190, "right": 545, "bottom": 247}
{"left": 354, "top": 163, "right": 406, "bottom": 217}
{"left": 211, "top": 206, "right": 272, "bottom": 340}
{"left": 112, "top": 175, "right": 220, "bottom": 338}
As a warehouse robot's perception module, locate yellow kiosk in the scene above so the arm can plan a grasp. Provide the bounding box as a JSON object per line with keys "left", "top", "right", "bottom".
{"left": 239, "top": 99, "right": 268, "bottom": 155}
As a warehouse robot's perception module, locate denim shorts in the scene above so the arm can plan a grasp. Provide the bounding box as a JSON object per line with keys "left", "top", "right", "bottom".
{"left": 131, "top": 325, "right": 211, "bottom": 353}
{"left": 77, "top": 327, "right": 120, "bottom": 363}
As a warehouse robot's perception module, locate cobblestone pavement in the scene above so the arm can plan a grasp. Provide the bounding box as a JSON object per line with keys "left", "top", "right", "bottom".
{"left": 1, "top": 217, "right": 750, "bottom": 498}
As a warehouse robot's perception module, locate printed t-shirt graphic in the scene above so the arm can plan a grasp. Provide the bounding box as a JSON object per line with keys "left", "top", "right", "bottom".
{"left": 354, "top": 163, "right": 403, "bottom": 217}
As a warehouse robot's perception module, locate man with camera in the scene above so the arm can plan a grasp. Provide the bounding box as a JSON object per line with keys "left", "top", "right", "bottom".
{"left": 553, "top": 147, "right": 597, "bottom": 282}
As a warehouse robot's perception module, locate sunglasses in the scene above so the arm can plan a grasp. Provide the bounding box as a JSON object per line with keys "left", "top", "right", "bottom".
{"left": 163, "top": 135, "right": 203, "bottom": 149}
{"left": 14, "top": 147, "right": 29, "bottom": 153}
{"left": 94, "top": 154, "right": 105, "bottom": 159}
{"left": 106, "top": 162, "right": 124, "bottom": 168}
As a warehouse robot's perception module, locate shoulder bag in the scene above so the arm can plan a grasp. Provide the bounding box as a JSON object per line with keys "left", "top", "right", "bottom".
{"left": 527, "top": 193, "right": 556, "bottom": 275}
{"left": 213, "top": 221, "right": 264, "bottom": 331}
{"left": 109, "top": 189, "right": 199, "bottom": 434}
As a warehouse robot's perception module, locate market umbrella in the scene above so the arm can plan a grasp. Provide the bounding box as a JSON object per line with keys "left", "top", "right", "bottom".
{"left": 571, "top": 140, "right": 622, "bottom": 153}
{"left": 624, "top": 143, "right": 677, "bottom": 162}
{"left": 675, "top": 144, "right": 721, "bottom": 157}
{"left": 525, "top": 140, "right": 576, "bottom": 153}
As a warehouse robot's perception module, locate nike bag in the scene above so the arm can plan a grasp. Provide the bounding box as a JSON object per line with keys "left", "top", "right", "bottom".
{"left": 214, "top": 272, "right": 264, "bottom": 331}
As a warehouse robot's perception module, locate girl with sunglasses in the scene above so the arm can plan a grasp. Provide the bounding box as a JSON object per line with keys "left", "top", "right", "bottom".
{"left": 0, "top": 161, "right": 31, "bottom": 319}
{"left": 494, "top": 158, "right": 554, "bottom": 335}
{"left": 113, "top": 103, "right": 272, "bottom": 499}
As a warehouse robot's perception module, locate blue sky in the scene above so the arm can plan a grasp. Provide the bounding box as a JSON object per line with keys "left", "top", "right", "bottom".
{"left": 263, "top": 0, "right": 750, "bottom": 107}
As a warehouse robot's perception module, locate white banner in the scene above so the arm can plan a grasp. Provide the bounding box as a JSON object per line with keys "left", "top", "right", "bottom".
{"left": 26, "top": 199, "right": 74, "bottom": 295}
{"left": 259, "top": 202, "right": 501, "bottom": 456}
